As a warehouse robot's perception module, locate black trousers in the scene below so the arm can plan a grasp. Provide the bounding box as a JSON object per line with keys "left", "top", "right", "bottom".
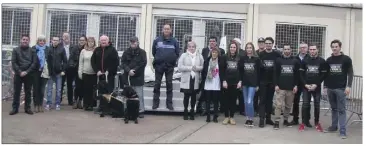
{"left": 259, "top": 83, "right": 275, "bottom": 119}
{"left": 292, "top": 86, "right": 303, "bottom": 121}
{"left": 254, "top": 89, "right": 260, "bottom": 113}
{"left": 82, "top": 73, "right": 97, "bottom": 108}
{"left": 224, "top": 85, "right": 238, "bottom": 118}
{"left": 32, "top": 71, "right": 48, "bottom": 106}
{"left": 153, "top": 67, "right": 174, "bottom": 105}
{"left": 61, "top": 67, "right": 77, "bottom": 104}
{"left": 301, "top": 88, "right": 321, "bottom": 124}
{"left": 12, "top": 74, "right": 33, "bottom": 110}
{"left": 107, "top": 74, "right": 115, "bottom": 94}
{"left": 205, "top": 90, "right": 219, "bottom": 117}
{"left": 238, "top": 89, "right": 244, "bottom": 114}
{"left": 74, "top": 77, "right": 83, "bottom": 102}
{"left": 184, "top": 93, "right": 197, "bottom": 111}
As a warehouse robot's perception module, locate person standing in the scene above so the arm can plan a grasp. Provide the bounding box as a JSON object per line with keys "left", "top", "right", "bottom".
{"left": 152, "top": 23, "right": 180, "bottom": 110}
{"left": 78, "top": 37, "right": 97, "bottom": 111}
{"left": 60, "top": 32, "right": 79, "bottom": 105}
{"left": 31, "top": 35, "right": 49, "bottom": 113}
{"left": 73, "top": 35, "right": 87, "bottom": 109}
{"left": 272, "top": 44, "right": 300, "bottom": 130}
{"left": 290, "top": 42, "right": 310, "bottom": 126}
{"left": 298, "top": 43, "right": 327, "bottom": 132}
{"left": 121, "top": 36, "right": 147, "bottom": 117}
{"left": 258, "top": 37, "right": 281, "bottom": 127}
{"left": 239, "top": 42, "right": 261, "bottom": 126}
{"left": 221, "top": 41, "right": 241, "bottom": 125}
{"left": 46, "top": 37, "right": 67, "bottom": 111}
{"left": 9, "top": 35, "right": 38, "bottom": 115}
{"left": 178, "top": 41, "right": 204, "bottom": 120}
{"left": 254, "top": 37, "right": 266, "bottom": 115}
{"left": 324, "top": 39, "right": 353, "bottom": 139}
{"left": 232, "top": 38, "right": 245, "bottom": 116}
{"left": 91, "top": 35, "right": 119, "bottom": 94}
{"left": 201, "top": 47, "right": 225, "bottom": 123}
{"left": 197, "top": 36, "right": 226, "bottom": 116}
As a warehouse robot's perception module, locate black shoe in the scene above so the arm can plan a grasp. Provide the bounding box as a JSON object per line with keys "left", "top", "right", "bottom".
{"left": 274, "top": 121, "right": 280, "bottom": 130}
{"left": 245, "top": 120, "right": 250, "bottom": 126}
{"left": 324, "top": 126, "right": 338, "bottom": 133}
{"left": 134, "top": 119, "right": 138, "bottom": 124}
{"left": 189, "top": 109, "right": 195, "bottom": 120}
{"left": 86, "top": 107, "right": 93, "bottom": 111}
{"left": 200, "top": 111, "right": 207, "bottom": 116}
{"left": 266, "top": 119, "right": 275, "bottom": 125}
{"left": 152, "top": 102, "right": 159, "bottom": 109}
{"left": 25, "top": 109, "right": 34, "bottom": 115}
{"left": 284, "top": 120, "right": 291, "bottom": 127}
{"left": 9, "top": 109, "right": 18, "bottom": 115}
{"left": 289, "top": 120, "right": 299, "bottom": 126}
{"left": 213, "top": 116, "right": 218, "bottom": 123}
{"left": 183, "top": 109, "right": 189, "bottom": 120}
{"left": 304, "top": 122, "right": 313, "bottom": 128}
{"left": 139, "top": 113, "right": 144, "bottom": 118}
{"left": 248, "top": 120, "right": 254, "bottom": 127}
{"left": 167, "top": 104, "right": 174, "bottom": 111}
{"left": 259, "top": 118, "right": 265, "bottom": 128}
{"left": 206, "top": 115, "right": 211, "bottom": 123}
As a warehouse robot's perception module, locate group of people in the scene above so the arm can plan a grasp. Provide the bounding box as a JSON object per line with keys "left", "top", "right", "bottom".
{"left": 9, "top": 23, "right": 353, "bottom": 139}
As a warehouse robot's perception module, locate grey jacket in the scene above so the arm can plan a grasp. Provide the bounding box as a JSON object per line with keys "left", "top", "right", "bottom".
{"left": 178, "top": 52, "right": 204, "bottom": 90}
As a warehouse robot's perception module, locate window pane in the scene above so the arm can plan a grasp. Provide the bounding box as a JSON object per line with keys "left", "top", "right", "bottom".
{"left": 224, "top": 22, "right": 242, "bottom": 48}
{"left": 49, "top": 12, "right": 68, "bottom": 43}
{"left": 12, "top": 10, "right": 31, "bottom": 46}
{"left": 99, "top": 15, "right": 118, "bottom": 48}
{"left": 174, "top": 19, "right": 192, "bottom": 54}
{"left": 205, "top": 20, "right": 223, "bottom": 46}
{"left": 117, "top": 16, "right": 137, "bottom": 51}
{"left": 299, "top": 26, "right": 326, "bottom": 57}
{"left": 155, "top": 18, "right": 174, "bottom": 38}
{"left": 275, "top": 24, "right": 299, "bottom": 55}
{"left": 69, "top": 13, "right": 88, "bottom": 45}
{"left": 2, "top": 9, "right": 12, "bottom": 45}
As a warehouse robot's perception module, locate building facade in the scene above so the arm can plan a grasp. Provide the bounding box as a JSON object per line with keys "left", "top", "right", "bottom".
{"left": 1, "top": 3, "right": 363, "bottom": 75}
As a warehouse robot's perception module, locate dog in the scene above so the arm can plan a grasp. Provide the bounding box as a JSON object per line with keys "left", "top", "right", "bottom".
{"left": 121, "top": 86, "right": 140, "bottom": 124}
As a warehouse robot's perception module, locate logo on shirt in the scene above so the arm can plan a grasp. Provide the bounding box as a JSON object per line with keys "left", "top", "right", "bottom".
{"left": 157, "top": 42, "right": 175, "bottom": 49}
{"left": 330, "top": 64, "right": 342, "bottom": 74}
{"left": 227, "top": 61, "right": 237, "bottom": 70}
{"left": 244, "top": 63, "right": 255, "bottom": 72}
{"left": 307, "top": 65, "right": 319, "bottom": 74}
{"left": 263, "top": 60, "right": 274, "bottom": 68}
{"left": 281, "top": 65, "right": 294, "bottom": 74}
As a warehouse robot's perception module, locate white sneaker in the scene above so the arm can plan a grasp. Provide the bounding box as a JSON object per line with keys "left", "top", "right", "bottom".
{"left": 55, "top": 104, "right": 61, "bottom": 111}
{"left": 45, "top": 104, "right": 50, "bottom": 111}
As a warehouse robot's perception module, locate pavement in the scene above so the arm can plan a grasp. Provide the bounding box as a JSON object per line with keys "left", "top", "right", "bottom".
{"left": 1, "top": 99, "right": 362, "bottom": 144}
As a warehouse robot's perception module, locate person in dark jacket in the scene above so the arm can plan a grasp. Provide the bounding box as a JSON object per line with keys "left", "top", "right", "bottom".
{"left": 152, "top": 23, "right": 180, "bottom": 110}
{"left": 121, "top": 36, "right": 147, "bottom": 118}
{"left": 9, "top": 35, "right": 38, "bottom": 115}
{"left": 31, "top": 35, "right": 49, "bottom": 113}
{"left": 298, "top": 43, "right": 327, "bottom": 132}
{"left": 72, "top": 35, "right": 87, "bottom": 109}
{"left": 258, "top": 37, "right": 281, "bottom": 128}
{"left": 253, "top": 37, "right": 266, "bottom": 115}
{"left": 221, "top": 41, "right": 241, "bottom": 125}
{"left": 46, "top": 36, "right": 67, "bottom": 111}
{"left": 198, "top": 36, "right": 226, "bottom": 115}
{"left": 239, "top": 42, "right": 261, "bottom": 127}
{"left": 91, "top": 35, "right": 119, "bottom": 94}
{"left": 60, "top": 32, "right": 79, "bottom": 105}
{"left": 272, "top": 44, "right": 300, "bottom": 130}
{"left": 233, "top": 38, "right": 245, "bottom": 116}
{"left": 290, "top": 42, "right": 310, "bottom": 126}
{"left": 324, "top": 39, "right": 353, "bottom": 139}
{"left": 200, "top": 47, "right": 225, "bottom": 123}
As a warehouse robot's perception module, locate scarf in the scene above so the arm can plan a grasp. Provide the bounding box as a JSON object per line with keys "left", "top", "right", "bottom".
{"left": 36, "top": 44, "right": 46, "bottom": 71}
{"left": 207, "top": 57, "right": 218, "bottom": 81}
{"left": 188, "top": 51, "right": 196, "bottom": 78}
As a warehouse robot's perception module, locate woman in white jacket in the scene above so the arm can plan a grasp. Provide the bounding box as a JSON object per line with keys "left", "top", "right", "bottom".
{"left": 178, "top": 41, "right": 204, "bottom": 120}
{"left": 78, "top": 37, "right": 97, "bottom": 111}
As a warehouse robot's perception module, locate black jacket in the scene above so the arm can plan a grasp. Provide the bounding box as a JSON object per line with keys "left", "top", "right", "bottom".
{"left": 31, "top": 45, "right": 50, "bottom": 72}
{"left": 221, "top": 54, "right": 241, "bottom": 85}
{"left": 259, "top": 50, "right": 282, "bottom": 84}
{"left": 201, "top": 47, "right": 226, "bottom": 61}
{"left": 299, "top": 56, "right": 327, "bottom": 87}
{"left": 64, "top": 44, "right": 79, "bottom": 69}
{"left": 324, "top": 52, "right": 353, "bottom": 89}
{"left": 11, "top": 46, "right": 38, "bottom": 75}
{"left": 91, "top": 44, "right": 119, "bottom": 77}
{"left": 273, "top": 55, "right": 300, "bottom": 90}
{"left": 121, "top": 47, "right": 147, "bottom": 86}
{"left": 47, "top": 44, "right": 68, "bottom": 76}
{"left": 200, "top": 56, "right": 226, "bottom": 90}
{"left": 238, "top": 55, "right": 261, "bottom": 87}
{"left": 294, "top": 53, "right": 310, "bottom": 85}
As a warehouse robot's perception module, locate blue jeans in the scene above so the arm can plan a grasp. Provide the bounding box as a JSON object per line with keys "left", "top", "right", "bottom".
{"left": 131, "top": 86, "right": 144, "bottom": 113}
{"left": 243, "top": 86, "right": 256, "bottom": 119}
{"left": 47, "top": 74, "right": 62, "bottom": 105}
{"left": 327, "top": 88, "right": 347, "bottom": 134}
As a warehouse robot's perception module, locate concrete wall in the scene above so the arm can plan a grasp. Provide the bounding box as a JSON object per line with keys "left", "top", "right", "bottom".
{"left": 354, "top": 9, "right": 362, "bottom": 75}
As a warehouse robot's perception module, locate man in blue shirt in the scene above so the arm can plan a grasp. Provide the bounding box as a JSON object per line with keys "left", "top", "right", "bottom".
{"left": 152, "top": 23, "right": 180, "bottom": 110}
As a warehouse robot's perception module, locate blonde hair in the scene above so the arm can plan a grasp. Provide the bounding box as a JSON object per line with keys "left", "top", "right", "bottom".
{"left": 85, "top": 37, "right": 96, "bottom": 49}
